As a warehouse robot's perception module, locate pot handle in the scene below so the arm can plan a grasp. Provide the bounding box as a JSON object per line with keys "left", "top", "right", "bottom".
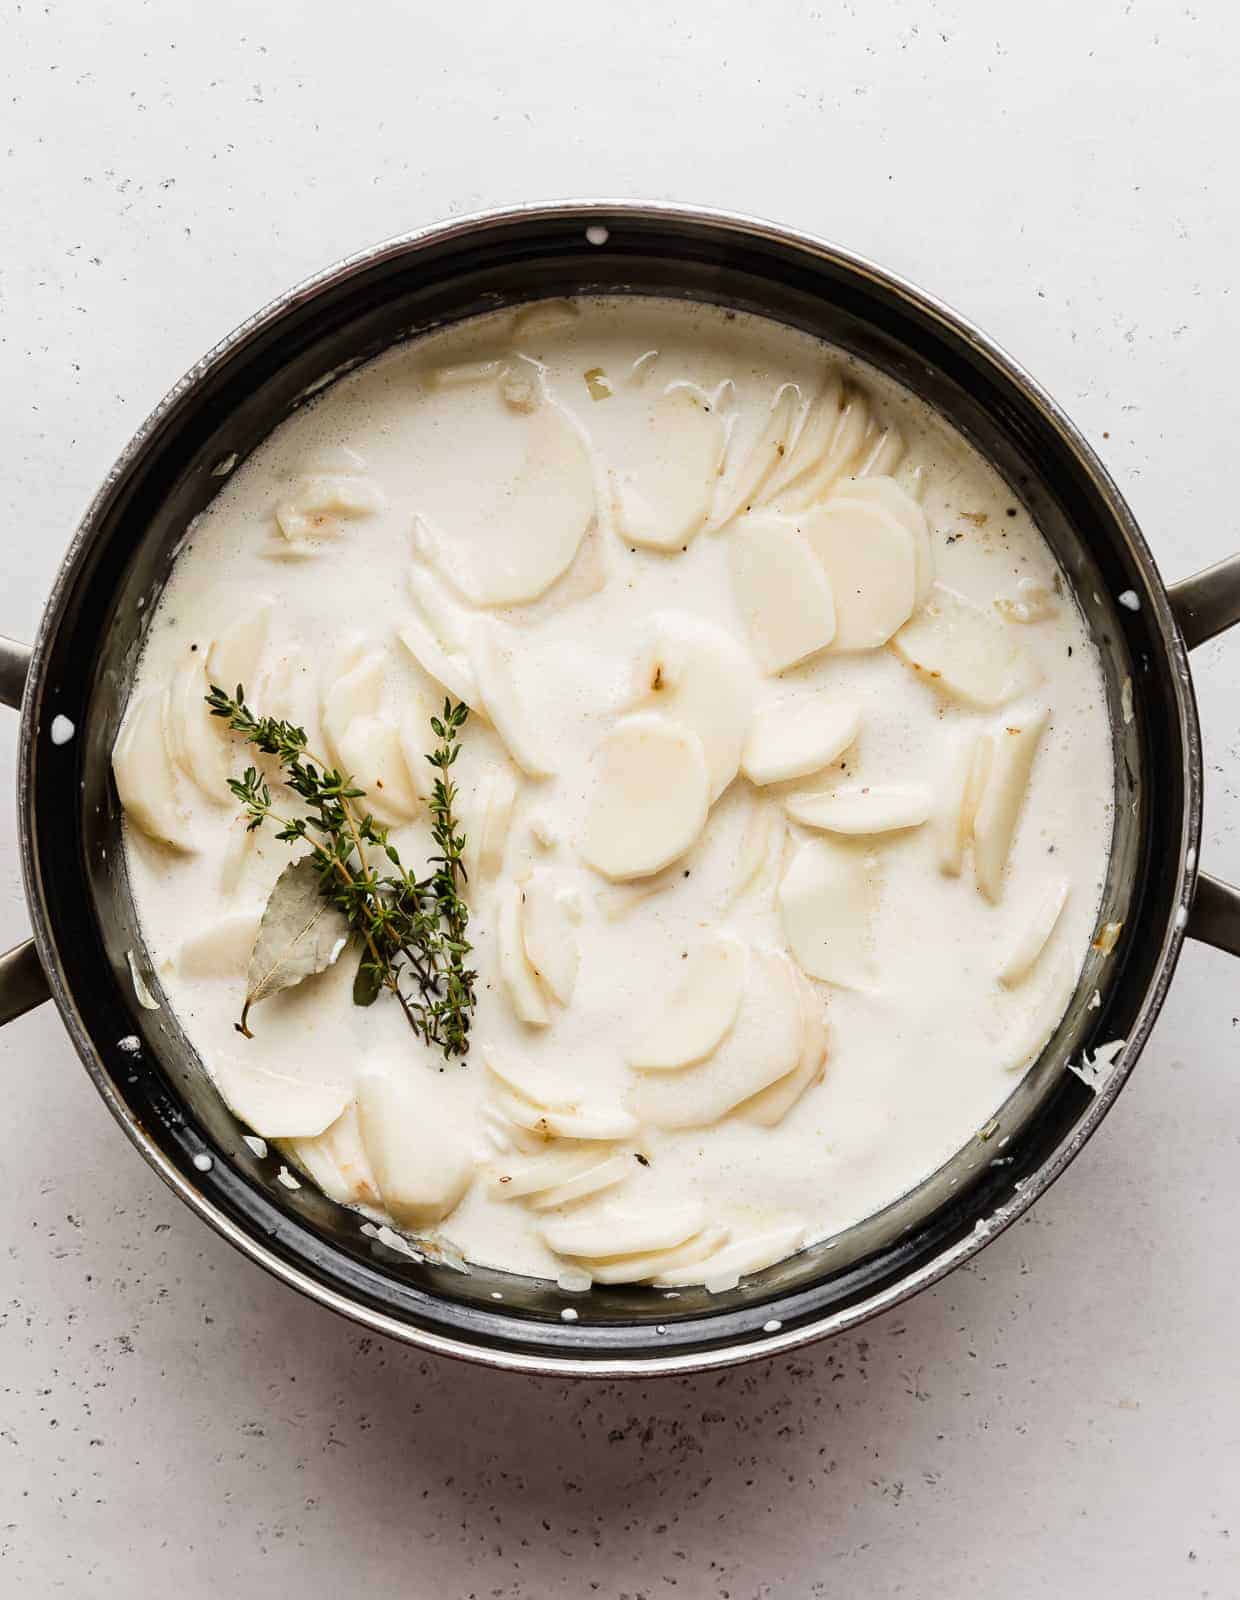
{"left": 1169, "top": 562, "right": 1240, "bottom": 957}
{"left": 0, "top": 636, "right": 52, "bottom": 1025}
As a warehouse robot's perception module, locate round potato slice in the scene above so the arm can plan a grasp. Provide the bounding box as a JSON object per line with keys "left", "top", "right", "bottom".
{"left": 778, "top": 837, "right": 875, "bottom": 988}
{"left": 891, "top": 583, "right": 1042, "bottom": 709}
{"left": 831, "top": 474, "right": 933, "bottom": 605}
{"left": 628, "top": 935, "right": 749, "bottom": 1070}
{"left": 800, "top": 500, "right": 916, "bottom": 651}
{"left": 784, "top": 784, "right": 932, "bottom": 836}
{"left": 728, "top": 512, "right": 837, "bottom": 674}
{"left": 214, "top": 1055, "right": 350, "bottom": 1141}
{"left": 742, "top": 698, "right": 860, "bottom": 786}
{"left": 356, "top": 1068, "right": 474, "bottom": 1228}
{"left": 633, "top": 613, "right": 754, "bottom": 800}
{"left": 541, "top": 1202, "right": 708, "bottom": 1261}
{"left": 613, "top": 385, "right": 725, "bottom": 552}
{"left": 634, "top": 950, "right": 803, "bottom": 1129}
{"left": 112, "top": 690, "right": 195, "bottom": 852}
{"left": 581, "top": 714, "right": 710, "bottom": 881}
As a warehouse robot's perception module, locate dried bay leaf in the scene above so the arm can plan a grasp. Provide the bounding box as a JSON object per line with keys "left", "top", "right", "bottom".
{"left": 239, "top": 855, "right": 351, "bottom": 1035}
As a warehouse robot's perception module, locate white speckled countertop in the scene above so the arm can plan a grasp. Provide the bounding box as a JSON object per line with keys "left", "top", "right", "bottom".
{"left": 3, "top": 3, "right": 1239, "bottom": 1594}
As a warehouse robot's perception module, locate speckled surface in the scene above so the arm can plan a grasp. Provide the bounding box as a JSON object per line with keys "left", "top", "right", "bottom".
{"left": 3, "top": 3, "right": 1240, "bottom": 1594}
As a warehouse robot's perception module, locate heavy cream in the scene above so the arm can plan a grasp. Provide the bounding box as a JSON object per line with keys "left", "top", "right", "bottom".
{"left": 114, "top": 297, "right": 1114, "bottom": 1288}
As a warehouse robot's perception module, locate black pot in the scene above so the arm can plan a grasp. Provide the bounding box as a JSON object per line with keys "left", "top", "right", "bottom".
{"left": 3, "top": 203, "right": 1239, "bottom": 1376}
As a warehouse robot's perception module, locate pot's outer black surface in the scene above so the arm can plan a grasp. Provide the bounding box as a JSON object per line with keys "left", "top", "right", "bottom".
{"left": 7, "top": 203, "right": 1235, "bottom": 1375}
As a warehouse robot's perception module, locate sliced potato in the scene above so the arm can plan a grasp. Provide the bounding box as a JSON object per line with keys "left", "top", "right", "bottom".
{"left": 177, "top": 911, "right": 261, "bottom": 977}
{"left": 483, "top": 1047, "right": 578, "bottom": 1112}
{"left": 408, "top": 564, "right": 472, "bottom": 655}
{"left": 581, "top": 713, "right": 710, "bottom": 881}
{"left": 112, "top": 690, "right": 195, "bottom": 852}
{"left": 322, "top": 646, "right": 380, "bottom": 750}
{"left": 831, "top": 475, "right": 933, "bottom": 606}
{"left": 1000, "top": 951, "right": 1077, "bottom": 1074}
{"left": 497, "top": 882, "right": 551, "bottom": 1026}
{"left": 762, "top": 373, "right": 844, "bottom": 503}
{"left": 401, "top": 563, "right": 480, "bottom": 706}
{"left": 612, "top": 384, "right": 725, "bottom": 551}
{"left": 892, "top": 583, "right": 1042, "bottom": 709}
{"left": 583, "top": 1226, "right": 731, "bottom": 1285}
{"left": 397, "top": 615, "right": 480, "bottom": 709}
{"left": 284, "top": 1102, "right": 381, "bottom": 1208}
{"left": 356, "top": 1068, "right": 474, "bottom": 1228}
{"left": 801, "top": 500, "right": 916, "bottom": 650}
{"left": 778, "top": 837, "right": 874, "bottom": 987}
{"left": 463, "top": 765, "right": 519, "bottom": 884}
{"left": 628, "top": 935, "right": 749, "bottom": 1070}
{"left": 468, "top": 624, "right": 556, "bottom": 778}
{"left": 729, "top": 796, "right": 782, "bottom": 902}
{"left": 998, "top": 876, "right": 1071, "bottom": 986}
{"left": 206, "top": 601, "right": 273, "bottom": 696}
{"left": 395, "top": 693, "right": 441, "bottom": 808}
{"left": 213, "top": 1056, "right": 350, "bottom": 1140}
{"left": 541, "top": 1201, "right": 708, "bottom": 1260}
{"left": 634, "top": 950, "right": 803, "bottom": 1128}
{"left": 521, "top": 872, "right": 580, "bottom": 1004}
{"left": 727, "top": 512, "right": 837, "bottom": 674}
{"left": 489, "top": 1147, "right": 610, "bottom": 1200}
{"left": 712, "top": 384, "right": 801, "bottom": 529}
{"left": 776, "top": 386, "right": 870, "bottom": 512}
{"left": 653, "top": 1220, "right": 806, "bottom": 1288}
{"left": 495, "top": 1090, "right": 639, "bottom": 1142}
{"left": 527, "top": 1155, "right": 632, "bottom": 1211}
{"left": 937, "top": 732, "right": 994, "bottom": 877}
{"left": 853, "top": 425, "right": 906, "bottom": 480}
{"left": 340, "top": 710, "right": 423, "bottom": 823}
{"left": 166, "top": 659, "right": 231, "bottom": 799}
{"left": 429, "top": 388, "right": 596, "bottom": 605}
{"left": 741, "top": 698, "right": 860, "bottom": 786}
{"left": 274, "top": 473, "right": 385, "bottom": 542}
{"left": 219, "top": 819, "right": 256, "bottom": 897}
{"left": 736, "top": 971, "right": 828, "bottom": 1127}
{"left": 785, "top": 783, "right": 932, "bottom": 836}
{"left": 596, "top": 868, "right": 679, "bottom": 920}
{"left": 973, "top": 702, "right": 1049, "bottom": 902}
{"left": 632, "top": 613, "right": 754, "bottom": 800}
{"left": 254, "top": 652, "right": 322, "bottom": 755}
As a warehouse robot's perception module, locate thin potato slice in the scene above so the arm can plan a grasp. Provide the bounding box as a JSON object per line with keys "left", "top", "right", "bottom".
{"left": 728, "top": 512, "right": 837, "bottom": 674}
{"left": 582, "top": 714, "right": 710, "bottom": 882}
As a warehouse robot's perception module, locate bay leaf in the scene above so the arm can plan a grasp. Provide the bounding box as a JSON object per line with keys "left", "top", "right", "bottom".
{"left": 239, "top": 855, "right": 351, "bottom": 1035}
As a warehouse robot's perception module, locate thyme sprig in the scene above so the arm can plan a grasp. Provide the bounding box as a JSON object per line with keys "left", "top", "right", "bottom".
{"left": 206, "top": 684, "right": 476, "bottom": 1059}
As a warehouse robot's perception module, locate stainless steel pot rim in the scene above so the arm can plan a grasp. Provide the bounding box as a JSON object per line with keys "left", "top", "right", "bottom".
{"left": 13, "top": 200, "right": 1208, "bottom": 1376}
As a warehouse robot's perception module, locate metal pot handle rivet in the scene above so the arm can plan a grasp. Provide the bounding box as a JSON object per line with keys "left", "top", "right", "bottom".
{"left": 1169, "top": 560, "right": 1240, "bottom": 957}
{"left": 0, "top": 636, "right": 52, "bottom": 1025}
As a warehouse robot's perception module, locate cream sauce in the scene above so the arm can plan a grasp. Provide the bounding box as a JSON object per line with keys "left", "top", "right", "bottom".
{"left": 117, "top": 297, "right": 1114, "bottom": 1286}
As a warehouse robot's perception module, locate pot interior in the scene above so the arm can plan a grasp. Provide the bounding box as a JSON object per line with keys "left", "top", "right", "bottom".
{"left": 25, "top": 208, "right": 1191, "bottom": 1368}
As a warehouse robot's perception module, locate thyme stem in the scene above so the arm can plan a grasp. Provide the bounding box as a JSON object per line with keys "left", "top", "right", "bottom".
{"left": 207, "top": 683, "right": 477, "bottom": 1059}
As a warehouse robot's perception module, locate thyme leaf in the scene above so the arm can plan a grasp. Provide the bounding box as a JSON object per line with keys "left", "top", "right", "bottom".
{"left": 206, "top": 683, "right": 477, "bottom": 1059}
